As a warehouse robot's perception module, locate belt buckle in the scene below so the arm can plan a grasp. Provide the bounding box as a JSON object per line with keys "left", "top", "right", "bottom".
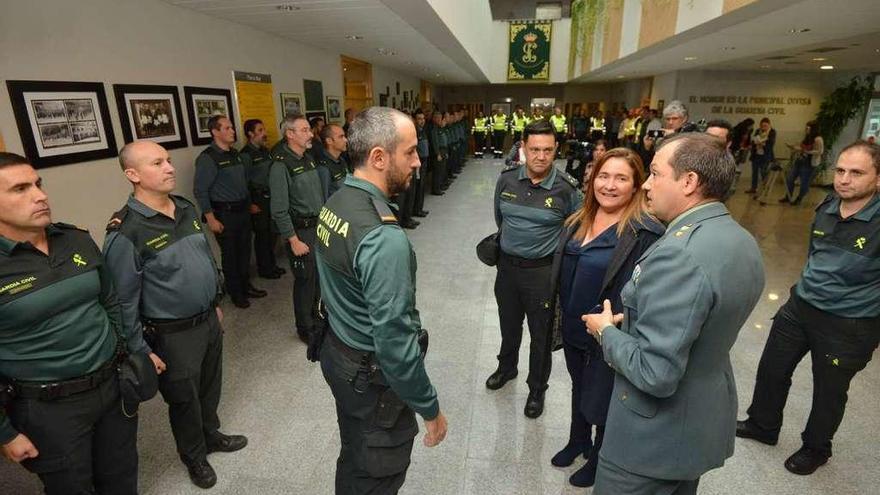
{"left": 40, "top": 382, "right": 62, "bottom": 400}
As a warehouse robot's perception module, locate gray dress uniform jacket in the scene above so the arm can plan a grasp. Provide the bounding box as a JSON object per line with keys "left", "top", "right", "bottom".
{"left": 599, "top": 202, "right": 765, "bottom": 481}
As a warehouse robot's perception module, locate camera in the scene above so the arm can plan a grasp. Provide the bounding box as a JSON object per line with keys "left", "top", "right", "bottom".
{"left": 646, "top": 129, "right": 665, "bottom": 139}
{"left": 679, "top": 121, "right": 701, "bottom": 133}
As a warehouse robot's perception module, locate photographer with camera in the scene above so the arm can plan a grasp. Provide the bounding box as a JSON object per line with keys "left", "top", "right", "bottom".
{"left": 640, "top": 101, "right": 698, "bottom": 171}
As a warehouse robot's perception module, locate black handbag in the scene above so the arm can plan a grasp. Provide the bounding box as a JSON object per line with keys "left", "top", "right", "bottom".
{"left": 476, "top": 231, "right": 501, "bottom": 266}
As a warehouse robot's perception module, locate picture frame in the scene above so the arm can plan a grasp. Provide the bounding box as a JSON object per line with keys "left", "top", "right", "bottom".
{"left": 379, "top": 94, "right": 388, "bottom": 107}
{"left": 280, "top": 92, "right": 302, "bottom": 117}
{"left": 112, "top": 83, "right": 187, "bottom": 150}
{"left": 183, "top": 86, "right": 234, "bottom": 146}
{"left": 303, "top": 79, "right": 324, "bottom": 112}
{"left": 6, "top": 80, "right": 118, "bottom": 168}
{"left": 326, "top": 96, "right": 342, "bottom": 122}
{"left": 491, "top": 102, "right": 511, "bottom": 115}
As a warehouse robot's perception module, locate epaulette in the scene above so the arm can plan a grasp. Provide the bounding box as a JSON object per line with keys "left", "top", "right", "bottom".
{"left": 371, "top": 197, "right": 398, "bottom": 225}
{"left": 105, "top": 205, "right": 130, "bottom": 232}
{"left": 670, "top": 222, "right": 701, "bottom": 241}
{"left": 501, "top": 164, "right": 519, "bottom": 174}
{"left": 815, "top": 192, "right": 835, "bottom": 212}
{"left": 557, "top": 170, "right": 580, "bottom": 189}
{"left": 54, "top": 222, "right": 89, "bottom": 232}
{"left": 170, "top": 194, "right": 197, "bottom": 208}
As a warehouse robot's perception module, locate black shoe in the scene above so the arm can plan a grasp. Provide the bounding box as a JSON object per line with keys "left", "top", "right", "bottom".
{"left": 258, "top": 271, "right": 281, "bottom": 279}
{"left": 784, "top": 447, "right": 829, "bottom": 475}
{"left": 246, "top": 286, "right": 267, "bottom": 298}
{"left": 524, "top": 390, "right": 545, "bottom": 419}
{"left": 185, "top": 459, "right": 217, "bottom": 489}
{"left": 431, "top": 192, "right": 445, "bottom": 196}
{"left": 413, "top": 210, "right": 429, "bottom": 217}
{"left": 274, "top": 267, "right": 287, "bottom": 276}
{"left": 485, "top": 368, "right": 517, "bottom": 390}
{"left": 551, "top": 442, "right": 589, "bottom": 467}
{"left": 297, "top": 329, "right": 310, "bottom": 343}
{"left": 735, "top": 419, "right": 779, "bottom": 445}
{"left": 206, "top": 433, "right": 248, "bottom": 454}
{"left": 411, "top": 220, "right": 420, "bottom": 227}
{"left": 779, "top": 197, "right": 791, "bottom": 204}
{"left": 791, "top": 197, "right": 803, "bottom": 206}
{"left": 744, "top": 188, "right": 757, "bottom": 194}
{"left": 401, "top": 221, "right": 418, "bottom": 230}
{"left": 569, "top": 460, "right": 597, "bottom": 487}
{"left": 231, "top": 297, "right": 250, "bottom": 309}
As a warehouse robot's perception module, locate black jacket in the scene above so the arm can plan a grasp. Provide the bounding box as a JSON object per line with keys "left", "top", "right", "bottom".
{"left": 550, "top": 214, "right": 665, "bottom": 350}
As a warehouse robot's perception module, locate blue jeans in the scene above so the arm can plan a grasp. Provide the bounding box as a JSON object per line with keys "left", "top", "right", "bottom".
{"left": 786, "top": 156, "right": 813, "bottom": 200}
{"left": 750, "top": 155, "right": 770, "bottom": 190}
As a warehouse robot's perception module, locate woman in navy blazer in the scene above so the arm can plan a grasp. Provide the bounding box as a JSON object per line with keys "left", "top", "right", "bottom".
{"left": 548, "top": 147, "right": 664, "bottom": 487}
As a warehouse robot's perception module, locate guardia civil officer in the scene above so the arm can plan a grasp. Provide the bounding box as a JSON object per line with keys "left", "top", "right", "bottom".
{"left": 487, "top": 119, "right": 583, "bottom": 418}
{"left": 104, "top": 141, "right": 248, "bottom": 489}
{"left": 269, "top": 114, "right": 325, "bottom": 344}
{"left": 315, "top": 123, "right": 350, "bottom": 199}
{"left": 0, "top": 152, "right": 139, "bottom": 494}
{"left": 193, "top": 115, "right": 266, "bottom": 308}
{"left": 472, "top": 109, "right": 489, "bottom": 158}
{"left": 412, "top": 109, "right": 430, "bottom": 217}
{"left": 316, "top": 107, "right": 447, "bottom": 494}
{"left": 429, "top": 112, "right": 449, "bottom": 195}
{"left": 738, "top": 140, "right": 880, "bottom": 475}
{"left": 240, "top": 118, "right": 285, "bottom": 279}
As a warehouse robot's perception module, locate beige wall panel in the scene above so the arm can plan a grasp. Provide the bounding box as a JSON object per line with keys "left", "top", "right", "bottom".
{"left": 602, "top": 3, "right": 625, "bottom": 66}
{"left": 639, "top": 0, "right": 679, "bottom": 49}
{"left": 723, "top": 0, "right": 758, "bottom": 14}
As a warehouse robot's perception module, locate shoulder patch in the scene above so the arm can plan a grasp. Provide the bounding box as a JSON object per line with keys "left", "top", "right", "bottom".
{"left": 671, "top": 222, "right": 701, "bottom": 241}
{"left": 105, "top": 206, "right": 130, "bottom": 232}
{"left": 557, "top": 170, "right": 580, "bottom": 189}
{"left": 501, "top": 164, "right": 519, "bottom": 174}
{"left": 371, "top": 197, "right": 398, "bottom": 225}
{"left": 54, "top": 222, "right": 89, "bottom": 232}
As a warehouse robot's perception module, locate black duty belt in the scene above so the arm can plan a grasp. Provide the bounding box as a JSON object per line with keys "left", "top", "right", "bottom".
{"left": 211, "top": 200, "right": 249, "bottom": 212}
{"left": 293, "top": 216, "right": 318, "bottom": 229}
{"left": 10, "top": 356, "right": 119, "bottom": 401}
{"left": 500, "top": 252, "right": 554, "bottom": 268}
{"left": 143, "top": 309, "right": 211, "bottom": 335}
{"left": 327, "top": 329, "right": 375, "bottom": 364}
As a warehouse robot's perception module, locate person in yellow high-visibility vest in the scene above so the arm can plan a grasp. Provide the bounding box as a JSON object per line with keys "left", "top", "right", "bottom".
{"left": 510, "top": 106, "right": 531, "bottom": 144}
{"left": 472, "top": 110, "right": 490, "bottom": 159}
{"left": 549, "top": 106, "right": 568, "bottom": 158}
{"left": 590, "top": 110, "right": 607, "bottom": 142}
{"left": 490, "top": 107, "right": 509, "bottom": 158}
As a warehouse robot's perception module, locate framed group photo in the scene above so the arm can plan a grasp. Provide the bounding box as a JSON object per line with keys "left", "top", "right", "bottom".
{"left": 280, "top": 93, "right": 302, "bottom": 117}
{"left": 6, "top": 80, "right": 117, "bottom": 168}
{"left": 326, "top": 96, "right": 342, "bottom": 123}
{"left": 113, "top": 84, "right": 187, "bottom": 149}
{"left": 183, "top": 86, "right": 234, "bottom": 146}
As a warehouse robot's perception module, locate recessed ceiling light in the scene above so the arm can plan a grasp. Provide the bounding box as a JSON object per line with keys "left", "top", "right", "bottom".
{"left": 812, "top": 57, "right": 827, "bottom": 61}
{"left": 276, "top": 4, "right": 300, "bottom": 11}
{"left": 616, "top": 75, "right": 625, "bottom": 79}
{"left": 723, "top": 46, "right": 736, "bottom": 51}
{"left": 435, "top": 73, "right": 441, "bottom": 77}
{"left": 684, "top": 56, "right": 698, "bottom": 61}
{"left": 819, "top": 65, "right": 834, "bottom": 70}
{"left": 343, "top": 67, "right": 348, "bottom": 71}
{"left": 504, "top": 97, "right": 512, "bottom": 103}
{"left": 788, "top": 27, "right": 811, "bottom": 34}
{"left": 345, "top": 35, "right": 363, "bottom": 40}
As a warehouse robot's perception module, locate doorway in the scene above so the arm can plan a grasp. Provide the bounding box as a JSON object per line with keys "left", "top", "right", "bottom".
{"left": 341, "top": 55, "right": 373, "bottom": 113}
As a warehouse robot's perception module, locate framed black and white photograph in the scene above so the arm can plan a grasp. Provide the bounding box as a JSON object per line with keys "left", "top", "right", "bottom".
{"left": 6, "top": 80, "right": 117, "bottom": 168}
{"left": 326, "top": 96, "right": 342, "bottom": 122}
{"left": 280, "top": 93, "right": 302, "bottom": 117}
{"left": 113, "top": 84, "right": 187, "bottom": 149}
{"left": 183, "top": 86, "right": 234, "bottom": 146}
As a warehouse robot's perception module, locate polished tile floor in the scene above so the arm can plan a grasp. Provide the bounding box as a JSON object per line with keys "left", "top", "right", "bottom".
{"left": 2, "top": 159, "right": 877, "bottom": 494}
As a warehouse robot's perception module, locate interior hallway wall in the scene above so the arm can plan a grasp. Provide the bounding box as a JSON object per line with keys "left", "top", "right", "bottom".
{"left": 0, "top": 0, "right": 411, "bottom": 243}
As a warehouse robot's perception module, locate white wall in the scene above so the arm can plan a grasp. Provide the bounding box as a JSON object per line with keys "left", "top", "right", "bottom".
{"left": 619, "top": 0, "right": 643, "bottom": 58}
{"left": 675, "top": 0, "right": 724, "bottom": 34}
{"left": 0, "top": 0, "right": 404, "bottom": 242}
{"left": 425, "top": 0, "right": 494, "bottom": 75}
{"left": 651, "top": 72, "right": 679, "bottom": 109}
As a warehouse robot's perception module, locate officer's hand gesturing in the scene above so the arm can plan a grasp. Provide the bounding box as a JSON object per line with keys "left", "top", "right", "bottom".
{"left": 148, "top": 352, "right": 167, "bottom": 375}
{"left": 206, "top": 216, "right": 224, "bottom": 235}
{"left": 2, "top": 434, "right": 39, "bottom": 463}
{"left": 423, "top": 412, "right": 447, "bottom": 447}
{"left": 290, "top": 236, "right": 310, "bottom": 257}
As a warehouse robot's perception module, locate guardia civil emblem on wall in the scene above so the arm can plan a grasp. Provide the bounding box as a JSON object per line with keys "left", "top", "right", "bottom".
{"left": 507, "top": 20, "right": 552, "bottom": 82}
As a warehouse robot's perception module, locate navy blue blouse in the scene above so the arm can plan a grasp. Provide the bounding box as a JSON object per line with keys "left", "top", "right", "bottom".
{"left": 559, "top": 224, "right": 619, "bottom": 349}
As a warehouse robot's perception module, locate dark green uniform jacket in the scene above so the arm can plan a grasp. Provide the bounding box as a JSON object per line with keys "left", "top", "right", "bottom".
{"left": 193, "top": 143, "right": 251, "bottom": 213}
{"left": 316, "top": 175, "right": 439, "bottom": 419}
{"left": 240, "top": 142, "right": 273, "bottom": 197}
{"left": 268, "top": 142, "right": 325, "bottom": 239}
{"left": 316, "top": 149, "right": 350, "bottom": 200}
{"left": 103, "top": 195, "right": 222, "bottom": 353}
{"left": 494, "top": 165, "right": 583, "bottom": 259}
{"left": 0, "top": 224, "right": 122, "bottom": 443}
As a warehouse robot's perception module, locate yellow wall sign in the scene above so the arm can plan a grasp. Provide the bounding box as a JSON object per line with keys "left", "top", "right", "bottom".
{"left": 233, "top": 71, "right": 279, "bottom": 145}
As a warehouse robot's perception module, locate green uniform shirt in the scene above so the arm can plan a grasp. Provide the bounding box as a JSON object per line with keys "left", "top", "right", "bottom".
{"left": 796, "top": 193, "right": 880, "bottom": 317}
{"left": 0, "top": 224, "right": 121, "bottom": 443}
{"left": 316, "top": 149, "right": 350, "bottom": 199}
{"left": 103, "top": 195, "right": 222, "bottom": 354}
{"left": 268, "top": 142, "right": 325, "bottom": 239}
{"left": 315, "top": 175, "right": 439, "bottom": 419}
{"left": 494, "top": 165, "right": 583, "bottom": 259}
{"left": 240, "top": 142, "right": 273, "bottom": 194}
{"left": 192, "top": 143, "right": 251, "bottom": 213}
